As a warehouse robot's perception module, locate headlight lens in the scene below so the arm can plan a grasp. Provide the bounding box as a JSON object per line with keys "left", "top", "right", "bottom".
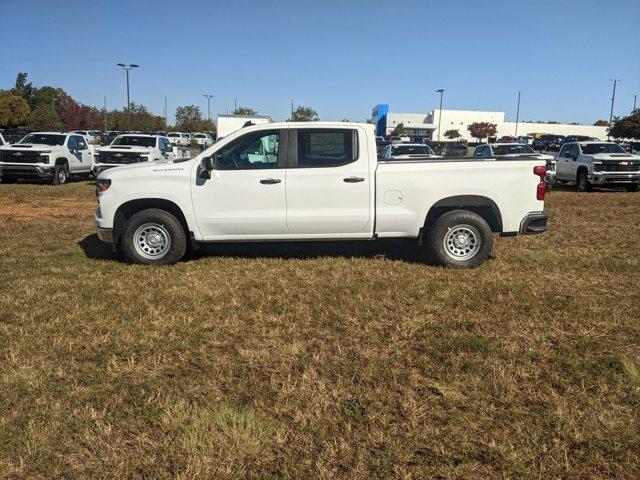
{"left": 96, "top": 178, "right": 111, "bottom": 192}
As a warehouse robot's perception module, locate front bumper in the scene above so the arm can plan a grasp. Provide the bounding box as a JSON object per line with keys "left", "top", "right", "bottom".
{"left": 0, "top": 163, "right": 55, "bottom": 178}
{"left": 519, "top": 212, "right": 550, "bottom": 235}
{"left": 589, "top": 172, "right": 640, "bottom": 185}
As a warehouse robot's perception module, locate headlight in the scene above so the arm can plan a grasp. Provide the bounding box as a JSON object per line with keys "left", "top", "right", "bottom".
{"left": 96, "top": 178, "right": 111, "bottom": 192}
{"left": 593, "top": 163, "right": 603, "bottom": 172}
{"left": 40, "top": 154, "right": 50, "bottom": 164}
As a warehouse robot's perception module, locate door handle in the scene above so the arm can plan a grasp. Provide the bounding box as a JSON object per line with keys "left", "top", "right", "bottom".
{"left": 260, "top": 178, "right": 281, "bottom": 184}
{"left": 343, "top": 176, "right": 365, "bottom": 183}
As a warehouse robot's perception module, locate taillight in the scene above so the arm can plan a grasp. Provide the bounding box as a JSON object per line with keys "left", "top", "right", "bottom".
{"left": 533, "top": 165, "right": 546, "bottom": 200}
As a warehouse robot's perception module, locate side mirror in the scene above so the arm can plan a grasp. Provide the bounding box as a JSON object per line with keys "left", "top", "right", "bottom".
{"left": 78, "top": 142, "right": 87, "bottom": 150}
{"left": 165, "top": 145, "right": 173, "bottom": 152}
{"left": 199, "top": 156, "right": 215, "bottom": 179}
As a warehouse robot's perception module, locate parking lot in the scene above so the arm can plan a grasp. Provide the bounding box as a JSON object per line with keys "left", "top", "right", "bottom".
{"left": 1, "top": 180, "right": 638, "bottom": 478}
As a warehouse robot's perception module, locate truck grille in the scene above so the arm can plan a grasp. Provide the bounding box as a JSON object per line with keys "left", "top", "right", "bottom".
{"left": 594, "top": 163, "right": 639, "bottom": 172}
{"left": 98, "top": 151, "right": 143, "bottom": 164}
{"left": 0, "top": 150, "right": 42, "bottom": 163}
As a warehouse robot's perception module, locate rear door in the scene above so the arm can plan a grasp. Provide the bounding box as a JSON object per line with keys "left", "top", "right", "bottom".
{"left": 192, "top": 128, "right": 288, "bottom": 239}
{"left": 285, "top": 127, "right": 372, "bottom": 236}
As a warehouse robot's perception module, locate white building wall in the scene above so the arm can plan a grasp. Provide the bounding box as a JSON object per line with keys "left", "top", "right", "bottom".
{"left": 386, "top": 109, "right": 608, "bottom": 141}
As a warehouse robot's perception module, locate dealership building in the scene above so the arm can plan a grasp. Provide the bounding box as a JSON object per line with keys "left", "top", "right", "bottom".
{"left": 371, "top": 104, "right": 609, "bottom": 141}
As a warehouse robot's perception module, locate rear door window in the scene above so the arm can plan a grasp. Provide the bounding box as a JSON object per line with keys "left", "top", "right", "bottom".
{"left": 295, "top": 129, "right": 357, "bottom": 168}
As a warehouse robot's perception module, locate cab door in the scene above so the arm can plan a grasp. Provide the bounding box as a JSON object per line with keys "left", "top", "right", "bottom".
{"left": 191, "top": 129, "right": 288, "bottom": 239}
{"left": 284, "top": 127, "right": 372, "bottom": 237}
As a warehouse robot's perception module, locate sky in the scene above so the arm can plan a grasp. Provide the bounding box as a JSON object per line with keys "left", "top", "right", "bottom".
{"left": 1, "top": 0, "right": 638, "bottom": 125}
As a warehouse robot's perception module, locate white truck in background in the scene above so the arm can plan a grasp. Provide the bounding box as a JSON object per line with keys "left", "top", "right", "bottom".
{"left": 94, "top": 122, "right": 550, "bottom": 267}
{"left": 0, "top": 132, "right": 93, "bottom": 184}
{"left": 167, "top": 132, "right": 190, "bottom": 146}
{"left": 215, "top": 114, "right": 272, "bottom": 139}
{"left": 93, "top": 134, "right": 176, "bottom": 176}
{"left": 192, "top": 132, "right": 214, "bottom": 150}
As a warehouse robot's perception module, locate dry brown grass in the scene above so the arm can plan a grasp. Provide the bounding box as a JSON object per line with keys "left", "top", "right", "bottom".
{"left": 0, "top": 180, "right": 639, "bottom": 479}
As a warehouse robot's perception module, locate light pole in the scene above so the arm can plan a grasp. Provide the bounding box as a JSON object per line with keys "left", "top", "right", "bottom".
{"left": 436, "top": 89, "right": 444, "bottom": 143}
{"left": 515, "top": 90, "right": 522, "bottom": 138}
{"left": 117, "top": 63, "right": 139, "bottom": 131}
{"left": 634, "top": 94, "right": 637, "bottom": 111}
{"left": 203, "top": 94, "right": 214, "bottom": 121}
{"left": 608, "top": 78, "right": 620, "bottom": 129}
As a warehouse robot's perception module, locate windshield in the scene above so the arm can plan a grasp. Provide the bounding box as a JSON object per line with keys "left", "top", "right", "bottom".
{"left": 194, "top": 134, "right": 206, "bottom": 138}
{"left": 392, "top": 145, "right": 434, "bottom": 156}
{"left": 493, "top": 144, "right": 535, "bottom": 155}
{"left": 581, "top": 143, "right": 626, "bottom": 154}
{"left": 19, "top": 134, "right": 66, "bottom": 146}
{"left": 111, "top": 136, "right": 156, "bottom": 147}
{"left": 168, "top": 133, "right": 179, "bottom": 137}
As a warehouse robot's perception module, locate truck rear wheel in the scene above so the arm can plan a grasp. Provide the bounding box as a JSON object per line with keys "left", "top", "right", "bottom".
{"left": 121, "top": 208, "right": 187, "bottom": 265}
{"left": 426, "top": 210, "right": 493, "bottom": 268}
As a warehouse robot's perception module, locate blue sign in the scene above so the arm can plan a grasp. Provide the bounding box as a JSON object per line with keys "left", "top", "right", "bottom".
{"left": 372, "top": 104, "right": 389, "bottom": 137}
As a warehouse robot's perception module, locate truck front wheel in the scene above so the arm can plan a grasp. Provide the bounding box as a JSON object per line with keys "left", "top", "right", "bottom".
{"left": 577, "top": 170, "right": 591, "bottom": 192}
{"left": 426, "top": 210, "right": 493, "bottom": 268}
{"left": 52, "top": 164, "right": 69, "bottom": 185}
{"left": 121, "top": 209, "right": 187, "bottom": 265}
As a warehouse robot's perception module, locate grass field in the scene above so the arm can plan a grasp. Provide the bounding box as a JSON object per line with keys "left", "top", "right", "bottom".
{"left": 0, "top": 180, "right": 639, "bottom": 479}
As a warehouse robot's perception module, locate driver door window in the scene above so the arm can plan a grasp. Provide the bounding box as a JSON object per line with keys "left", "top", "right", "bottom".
{"left": 215, "top": 131, "right": 281, "bottom": 170}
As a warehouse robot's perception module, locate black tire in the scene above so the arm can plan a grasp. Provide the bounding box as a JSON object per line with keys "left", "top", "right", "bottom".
{"left": 426, "top": 210, "right": 493, "bottom": 268}
{"left": 625, "top": 184, "right": 639, "bottom": 192}
{"left": 576, "top": 170, "right": 591, "bottom": 192}
{"left": 121, "top": 208, "right": 187, "bottom": 265}
{"left": 52, "top": 163, "right": 69, "bottom": 185}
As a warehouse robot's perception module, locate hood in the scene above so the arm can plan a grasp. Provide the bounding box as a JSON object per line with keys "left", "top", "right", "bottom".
{"left": 0, "top": 144, "right": 53, "bottom": 152}
{"left": 98, "top": 158, "right": 192, "bottom": 179}
{"left": 96, "top": 145, "right": 151, "bottom": 153}
{"left": 591, "top": 153, "right": 640, "bottom": 161}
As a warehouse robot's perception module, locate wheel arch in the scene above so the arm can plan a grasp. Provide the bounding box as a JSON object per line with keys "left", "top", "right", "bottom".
{"left": 420, "top": 195, "right": 503, "bottom": 243}
{"left": 113, "top": 198, "right": 190, "bottom": 245}
{"left": 54, "top": 157, "right": 68, "bottom": 166}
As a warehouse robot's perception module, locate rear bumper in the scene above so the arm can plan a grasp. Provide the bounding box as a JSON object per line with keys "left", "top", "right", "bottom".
{"left": 0, "top": 163, "right": 55, "bottom": 178}
{"left": 519, "top": 212, "right": 550, "bottom": 235}
{"left": 589, "top": 172, "right": 640, "bottom": 185}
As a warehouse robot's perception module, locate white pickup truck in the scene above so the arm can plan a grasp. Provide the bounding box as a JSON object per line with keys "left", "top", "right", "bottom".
{"left": 93, "top": 134, "right": 176, "bottom": 176}
{"left": 555, "top": 141, "right": 640, "bottom": 192}
{"left": 94, "top": 122, "right": 549, "bottom": 267}
{"left": 0, "top": 132, "right": 93, "bottom": 184}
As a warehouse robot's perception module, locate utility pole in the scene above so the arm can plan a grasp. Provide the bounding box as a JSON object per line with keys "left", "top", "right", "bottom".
{"left": 203, "top": 94, "right": 214, "bottom": 121}
{"left": 436, "top": 89, "right": 444, "bottom": 143}
{"left": 117, "top": 63, "right": 140, "bottom": 131}
{"left": 608, "top": 78, "right": 620, "bottom": 131}
{"left": 164, "top": 96, "right": 168, "bottom": 130}
{"left": 234, "top": 97, "right": 237, "bottom": 112}
{"left": 515, "top": 90, "right": 522, "bottom": 138}
{"left": 103, "top": 96, "right": 107, "bottom": 131}
{"left": 291, "top": 99, "right": 294, "bottom": 119}
{"left": 634, "top": 94, "right": 637, "bottom": 111}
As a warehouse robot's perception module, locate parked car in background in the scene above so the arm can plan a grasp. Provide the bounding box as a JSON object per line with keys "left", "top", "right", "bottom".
{"left": 167, "top": 132, "right": 190, "bottom": 146}
{"left": 532, "top": 134, "right": 565, "bottom": 152}
{"left": 0, "top": 132, "right": 93, "bottom": 184}
{"left": 516, "top": 135, "right": 534, "bottom": 145}
{"left": 443, "top": 142, "right": 468, "bottom": 157}
{"left": 380, "top": 143, "right": 439, "bottom": 160}
{"left": 73, "top": 130, "right": 99, "bottom": 144}
{"left": 192, "top": 132, "right": 214, "bottom": 150}
{"left": 389, "top": 135, "right": 411, "bottom": 143}
{"left": 564, "top": 135, "right": 595, "bottom": 143}
{"left": 474, "top": 143, "right": 555, "bottom": 182}
{"left": 93, "top": 134, "right": 175, "bottom": 176}
{"left": 555, "top": 141, "right": 640, "bottom": 192}
{"left": 94, "top": 122, "right": 549, "bottom": 267}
